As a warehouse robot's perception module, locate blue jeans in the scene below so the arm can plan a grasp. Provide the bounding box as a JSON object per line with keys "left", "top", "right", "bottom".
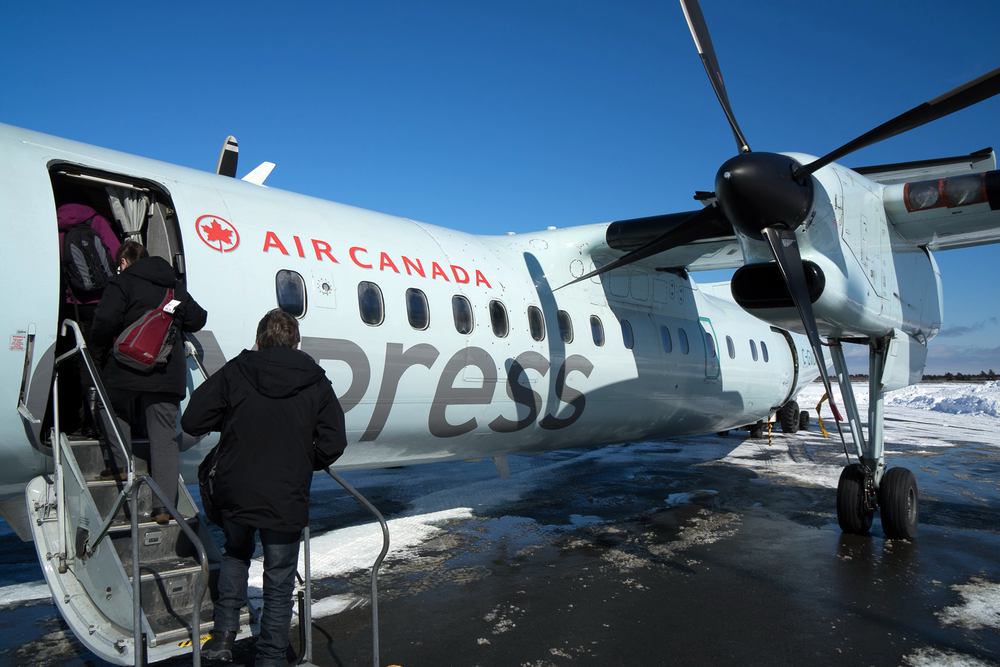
{"left": 214, "top": 519, "right": 301, "bottom": 665}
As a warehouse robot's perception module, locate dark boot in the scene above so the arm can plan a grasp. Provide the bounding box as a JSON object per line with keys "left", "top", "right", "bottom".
{"left": 202, "top": 630, "right": 237, "bottom": 662}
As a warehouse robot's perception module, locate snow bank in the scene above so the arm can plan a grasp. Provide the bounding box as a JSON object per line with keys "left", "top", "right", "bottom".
{"left": 886, "top": 382, "right": 1000, "bottom": 418}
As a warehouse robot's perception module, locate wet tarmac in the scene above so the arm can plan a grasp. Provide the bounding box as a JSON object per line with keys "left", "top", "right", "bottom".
{"left": 1, "top": 391, "right": 999, "bottom": 666}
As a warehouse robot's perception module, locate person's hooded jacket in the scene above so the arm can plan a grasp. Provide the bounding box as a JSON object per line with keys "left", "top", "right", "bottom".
{"left": 90, "top": 256, "right": 207, "bottom": 398}
{"left": 181, "top": 346, "right": 347, "bottom": 532}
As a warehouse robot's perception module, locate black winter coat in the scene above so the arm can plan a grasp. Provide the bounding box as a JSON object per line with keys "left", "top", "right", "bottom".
{"left": 90, "top": 257, "right": 207, "bottom": 399}
{"left": 180, "top": 347, "right": 347, "bottom": 532}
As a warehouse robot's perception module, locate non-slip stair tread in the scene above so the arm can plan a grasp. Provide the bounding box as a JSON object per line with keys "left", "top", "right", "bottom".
{"left": 130, "top": 556, "right": 216, "bottom": 580}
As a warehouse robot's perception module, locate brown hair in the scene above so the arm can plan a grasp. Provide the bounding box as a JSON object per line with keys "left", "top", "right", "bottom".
{"left": 117, "top": 240, "right": 148, "bottom": 268}
{"left": 256, "top": 309, "right": 301, "bottom": 349}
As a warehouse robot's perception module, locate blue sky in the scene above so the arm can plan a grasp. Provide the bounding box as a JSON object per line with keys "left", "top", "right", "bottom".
{"left": 3, "top": 1, "right": 998, "bottom": 374}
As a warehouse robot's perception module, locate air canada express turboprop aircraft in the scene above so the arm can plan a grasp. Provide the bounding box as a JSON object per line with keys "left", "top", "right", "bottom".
{"left": 2, "top": 0, "right": 1000, "bottom": 663}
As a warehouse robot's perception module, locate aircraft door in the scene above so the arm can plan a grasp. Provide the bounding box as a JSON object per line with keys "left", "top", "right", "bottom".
{"left": 698, "top": 317, "right": 720, "bottom": 380}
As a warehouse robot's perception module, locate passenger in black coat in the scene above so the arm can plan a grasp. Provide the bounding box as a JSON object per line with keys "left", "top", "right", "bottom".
{"left": 181, "top": 309, "right": 347, "bottom": 663}
{"left": 90, "top": 241, "right": 207, "bottom": 522}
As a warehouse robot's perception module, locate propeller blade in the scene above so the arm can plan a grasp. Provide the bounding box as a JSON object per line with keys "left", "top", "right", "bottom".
{"left": 216, "top": 135, "right": 239, "bottom": 177}
{"left": 679, "top": 0, "right": 750, "bottom": 153}
{"left": 761, "top": 227, "right": 843, "bottom": 422}
{"left": 796, "top": 66, "right": 1000, "bottom": 178}
{"left": 555, "top": 206, "right": 725, "bottom": 290}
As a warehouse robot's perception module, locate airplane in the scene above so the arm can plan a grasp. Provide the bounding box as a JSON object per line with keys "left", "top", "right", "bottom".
{"left": 1, "top": 0, "right": 999, "bottom": 663}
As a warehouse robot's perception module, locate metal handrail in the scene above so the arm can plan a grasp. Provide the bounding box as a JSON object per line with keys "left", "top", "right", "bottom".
{"left": 301, "top": 468, "right": 390, "bottom": 667}
{"left": 184, "top": 339, "right": 209, "bottom": 381}
{"left": 56, "top": 320, "right": 135, "bottom": 484}
{"left": 53, "top": 320, "right": 134, "bottom": 572}
{"left": 130, "top": 475, "right": 209, "bottom": 667}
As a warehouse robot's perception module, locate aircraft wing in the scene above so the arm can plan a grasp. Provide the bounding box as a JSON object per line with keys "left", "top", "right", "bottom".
{"left": 593, "top": 207, "right": 742, "bottom": 273}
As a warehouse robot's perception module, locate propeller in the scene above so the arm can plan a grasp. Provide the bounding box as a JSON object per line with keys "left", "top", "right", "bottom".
{"left": 762, "top": 227, "right": 843, "bottom": 422}
{"left": 678, "top": 0, "right": 749, "bottom": 154}
{"left": 794, "top": 66, "right": 1000, "bottom": 179}
{"left": 562, "top": 0, "right": 1000, "bottom": 426}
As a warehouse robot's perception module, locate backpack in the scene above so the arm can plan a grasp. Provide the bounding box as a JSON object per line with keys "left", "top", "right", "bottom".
{"left": 113, "top": 289, "right": 178, "bottom": 371}
{"left": 62, "top": 217, "right": 115, "bottom": 295}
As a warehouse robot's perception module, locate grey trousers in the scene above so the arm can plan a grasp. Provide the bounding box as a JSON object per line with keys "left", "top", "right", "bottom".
{"left": 99, "top": 392, "right": 180, "bottom": 509}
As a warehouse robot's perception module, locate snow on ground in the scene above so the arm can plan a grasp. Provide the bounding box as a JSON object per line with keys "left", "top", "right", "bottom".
{"left": 936, "top": 577, "right": 1000, "bottom": 631}
{"left": 1, "top": 382, "right": 998, "bottom": 618}
{"left": 888, "top": 381, "right": 1000, "bottom": 418}
{"left": 0, "top": 581, "right": 51, "bottom": 608}
{"left": 903, "top": 647, "right": 995, "bottom": 667}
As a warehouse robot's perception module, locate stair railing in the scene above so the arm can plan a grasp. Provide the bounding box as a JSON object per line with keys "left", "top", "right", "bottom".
{"left": 52, "top": 319, "right": 134, "bottom": 572}
{"left": 55, "top": 320, "right": 210, "bottom": 666}
{"left": 298, "top": 469, "right": 391, "bottom": 666}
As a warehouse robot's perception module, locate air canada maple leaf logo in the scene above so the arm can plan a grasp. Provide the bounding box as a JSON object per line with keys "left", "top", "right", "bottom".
{"left": 195, "top": 215, "right": 240, "bottom": 253}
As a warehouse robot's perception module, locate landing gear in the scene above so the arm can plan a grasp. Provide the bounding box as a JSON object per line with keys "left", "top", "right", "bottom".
{"left": 878, "top": 467, "right": 918, "bottom": 539}
{"left": 828, "top": 337, "right": 921, "bottom": 540}
{"left": 798, "top": 410, "right": 810, "bottom": 431}
{"left": 778, "top": 400, "right": 799, "bottom": 433}
{"left": 748, "top": 421, "right": 765, "bottom": 439}
{"left": 836, "top": 464, "right": 874, "bottom": 534}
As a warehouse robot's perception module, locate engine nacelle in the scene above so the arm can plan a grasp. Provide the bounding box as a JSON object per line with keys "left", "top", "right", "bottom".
{"left": 730, "top": 156, "right": 943, "bottom": 349}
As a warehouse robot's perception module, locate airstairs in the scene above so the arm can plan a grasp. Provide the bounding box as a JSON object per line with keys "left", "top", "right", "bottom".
{"left": 25, "top": 321, "right": 391, "bottom": 665}
{"left": 25, "top": 321, "right": 251, "bottom": 664}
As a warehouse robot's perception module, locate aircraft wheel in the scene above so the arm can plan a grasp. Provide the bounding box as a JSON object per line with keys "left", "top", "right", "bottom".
{"left": 749, "top": 421, "right": 765, "bottom": 439}
{"left": 837, "top": 464, "right": 873, "bottom": 534}
{"left": 878, "top": 467, "right": 918, "bottom": 540}
{"left": 779, "top": 400, "right": 800, "bottom": 433}
{"left": 798, "top": 410, "right": 810, "bottom": 431}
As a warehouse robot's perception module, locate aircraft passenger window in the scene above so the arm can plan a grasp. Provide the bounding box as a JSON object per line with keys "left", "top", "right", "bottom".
{"left": 357, "top": 281, "right": 384, "bottom": 326}
{"left": 591, "top": 316, "right": 605, "bottom": 347}
{"left": 761, "top": 341, "right": 769, "bottom": 363}
{"left": 678, "top": 327, "right": 690, "bottom": 354}
{"left": 528, "top": 305, "right": 545, "bottom": 341}
{"left": 557, "top": 310, "right": 574, "bottom": 343}
{"left": 726, "top": 335, "right": 736, "bottom": 359}
{"left": 660, "top": 326, "right": 673, "bottom": 353}
{"left": 750, "top": 339, "right": 758, "bottom": 361}
{"left": 275, "top": 270, "right": 306, "bottom": 318}
{"left": 406, "top": 288, "right": 429, "bottom": 331}
{"left": 490, "top": 300, "right": 509, "bottom": 338}
{"left": 706, "top": 333, "right": 716, "bottom": 358}
{"left": 621, "top": 319, "right": 634, "bottom": 350}
{"left": 452, "top": 295, "right": 474, "bottom": 334}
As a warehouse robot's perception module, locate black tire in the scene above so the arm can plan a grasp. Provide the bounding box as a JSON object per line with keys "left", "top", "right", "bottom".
{"left": 837, "top": 464, "right": 873, "bottom": 534}
{"left": 779, "top": 400, "right": 800, "bottom": 433}
{"left": 749, "top": 421, "right": 765, "bottom": 439}
{"left": 798, "top": 410, "right": 810, "bottom": 431}
{"left": 878, "top": 467, "right": 918, "bottom": 540}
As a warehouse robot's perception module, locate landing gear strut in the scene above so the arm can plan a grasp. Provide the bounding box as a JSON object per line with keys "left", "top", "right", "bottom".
{"left": 829, "top": 336, "right": 919, "bottom": 539}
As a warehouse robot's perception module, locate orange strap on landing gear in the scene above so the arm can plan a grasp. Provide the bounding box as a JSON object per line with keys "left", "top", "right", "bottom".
{"left": 816, "top": 393, "right": 831, "bottom": 438}
{"left": 767, "top": 419, "right": 773, "bottom": 445}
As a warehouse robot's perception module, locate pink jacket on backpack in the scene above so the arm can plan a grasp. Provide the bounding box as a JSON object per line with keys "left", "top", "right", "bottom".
{"left": 58, "top": 203, "right": 122, "bottom": 305}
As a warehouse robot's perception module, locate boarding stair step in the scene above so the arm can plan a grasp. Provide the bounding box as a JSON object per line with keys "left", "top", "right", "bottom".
{"left": 68, "top": 436, "right": 149, "bottom": 482}
{"left": 128, "top": 556, "right": 218, "bottom": 642}
{"left": 109, "top": 517, "right": 202, "bottom": 572}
